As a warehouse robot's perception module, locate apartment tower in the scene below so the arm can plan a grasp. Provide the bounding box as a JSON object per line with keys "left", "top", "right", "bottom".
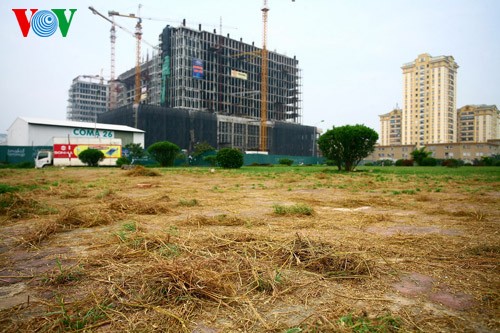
{"left": 67, "top": 75, "right": 109, "bottom": 123}
{"left": 401, "top": 53, "right": 459, "bottom": 146}
{"left": 458, "top": 105, "right": 500, "bottom": 142}
{"left": 379, "top": 108, "right": 402, "bottom": 146}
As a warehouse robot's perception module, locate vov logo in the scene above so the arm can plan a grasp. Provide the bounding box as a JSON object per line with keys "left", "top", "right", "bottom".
{"left": 12, "top": 9, "right": 77, "bottom": 37}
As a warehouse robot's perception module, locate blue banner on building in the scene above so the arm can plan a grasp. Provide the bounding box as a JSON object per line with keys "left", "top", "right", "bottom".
{"left": 193, "top": 58, "right": 203, "bottom": 79}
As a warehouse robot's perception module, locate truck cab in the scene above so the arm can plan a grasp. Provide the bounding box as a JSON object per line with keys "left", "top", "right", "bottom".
{"left": 35, "top": 150, "right": 53, "bottom": 168}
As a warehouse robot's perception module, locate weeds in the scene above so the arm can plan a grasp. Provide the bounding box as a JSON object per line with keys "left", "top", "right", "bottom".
{"left": 96, "top": 188, "right": 114, "bottom": 199}
{"left": 47, "top": 298, "right": 110, "bottom": 330}
{"left": 43, "top": 259, "right": 83, "bottom": 285}
{"left": 125, "top": 165, "right": 161, "bottom": 177}
{"left": 178, "top": 198, "right": 199, "bottom": 207}
{"left": 339, "top": 313, "right": 401, "bottom": 332}
{"left": 273, "top": 204, "right": 314, "bottom": 216}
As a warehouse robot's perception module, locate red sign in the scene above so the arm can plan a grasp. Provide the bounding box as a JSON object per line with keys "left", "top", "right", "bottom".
{"left": 53, "top": 144, "right": 77, "bottom": 158}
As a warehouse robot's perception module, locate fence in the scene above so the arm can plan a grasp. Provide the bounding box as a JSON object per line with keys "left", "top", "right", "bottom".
{"left": 0, "top": 145, "right": 324, "bottom": 167}
{"left": 0, "top": 146, "right": 51, "bottom": 165}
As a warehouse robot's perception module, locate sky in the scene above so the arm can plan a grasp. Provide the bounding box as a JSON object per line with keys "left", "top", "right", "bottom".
{"left": 1, "top": 0, "right": 499, "bottom": 136}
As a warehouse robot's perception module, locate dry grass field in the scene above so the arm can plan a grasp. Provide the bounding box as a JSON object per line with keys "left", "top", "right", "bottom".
{"left": 0, "top": 166, "right": 498, "bottom": 332}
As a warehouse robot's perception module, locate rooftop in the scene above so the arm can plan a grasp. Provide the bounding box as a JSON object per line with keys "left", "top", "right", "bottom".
{"left": 15, "top": 117, "right": 144, "bottom": 133}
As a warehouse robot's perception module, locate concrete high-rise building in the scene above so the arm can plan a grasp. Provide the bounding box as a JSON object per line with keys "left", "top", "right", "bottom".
{"left": 401, "top": 53, "right": 459, "bottom": 146}
{"left": 115, "top": 25, "right": 302, "bottom": 123}
{"left": 99, "top": 23, "right": 314, "bottom": 156}
{"left": 379, "top": 108, "right": 402, "bottom": 146}
{"left": 67, "top": 75, "right": 109, "bottom": 123}
{"left": 458, "top": 105, "right": 500, "bottom": 142}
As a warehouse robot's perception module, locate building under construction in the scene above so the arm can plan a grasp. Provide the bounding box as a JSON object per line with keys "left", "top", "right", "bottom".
{"left": 99, "top": 22, "right": 315, "bottom": 156}
{"left": 67, "top": 75, "right": 109, "bottom": 123}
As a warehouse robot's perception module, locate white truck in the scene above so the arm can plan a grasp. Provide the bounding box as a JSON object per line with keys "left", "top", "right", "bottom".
{"left": 35, "top": 137, "right": 122, "bottom": 168}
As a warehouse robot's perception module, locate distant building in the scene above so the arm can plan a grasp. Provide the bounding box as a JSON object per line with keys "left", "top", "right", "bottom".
{"left": 368, "top": 140, "right": 499, "bottom": 162}
{"left": 6, "top": 117, "right": 144, "bottom": 147}
{"left": 401, "top": 53, "right": 459, "bottom": 146}
{"left": 458, "top": 105, "right": 499, "bottom": 143}
{"left": 379, "top": 108, "right": 402, "bottom": 146}
{"left": 67, "top": 75, "right": 109, "bottom": 123}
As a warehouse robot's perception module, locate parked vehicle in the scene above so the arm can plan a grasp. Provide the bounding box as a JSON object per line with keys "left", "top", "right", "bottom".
{"left": 35, "top": 137, "right": 122, "bottom": 168}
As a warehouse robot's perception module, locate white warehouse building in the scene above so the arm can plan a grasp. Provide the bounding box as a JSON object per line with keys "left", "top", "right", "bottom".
{"left": 7, "top": 117, "right": 145, "bottom": 147}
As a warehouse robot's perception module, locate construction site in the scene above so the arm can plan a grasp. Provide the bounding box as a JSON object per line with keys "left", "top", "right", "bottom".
{"left": 86, "top": 3, "right": 316, "bottom": 156}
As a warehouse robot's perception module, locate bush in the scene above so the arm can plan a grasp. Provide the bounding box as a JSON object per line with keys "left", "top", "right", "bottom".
{"left": 147, "top": 141, "right": 180, "bottom": 167}
{"left": 216, "top": 148, "right": 244, "bottom": 169}
{"left": 78, "top": 149, "right": 105, "bottom": 167}
{"left": 442, "top": 159, "right": 461, "bottom": 168}
{"left": 278, "top": 158, "right": 294, "bottom": 166}
{"left": 116, "top": 157, "right": 130, "bottom": 167}
{"left": 374, "top": 159, "right": 394, "bottom": 166}
{"left": 420, "top": 157, "right": 437, "bottom": 166}
{"left": 395, "top": 159, "right": 414, "bottom": 167}
{"left": 123, "top": 143, "right": 145, "bottom": 160}
{"left": 203, "top": 155, "right": 217, "bottom": 166}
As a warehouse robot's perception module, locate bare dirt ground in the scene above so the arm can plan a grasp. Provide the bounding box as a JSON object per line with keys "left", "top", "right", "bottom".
{"left": 0, "top": 166, "right": 498, "bottom": 332}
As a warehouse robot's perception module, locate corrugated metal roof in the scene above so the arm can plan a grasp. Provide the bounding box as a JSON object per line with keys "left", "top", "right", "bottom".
{"left": 18, "top": 117, "right": 144, "bottom": 133}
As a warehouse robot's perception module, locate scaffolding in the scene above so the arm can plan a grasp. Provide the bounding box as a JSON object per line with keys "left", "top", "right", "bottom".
{"left": 112, "top": 23, "right": 304, "bottom": 153}
{"left": 66, "top": 75, "right": 109, "bottom": 123}
{"left": 158, "top": 25, "right": 302, "bottom": 124}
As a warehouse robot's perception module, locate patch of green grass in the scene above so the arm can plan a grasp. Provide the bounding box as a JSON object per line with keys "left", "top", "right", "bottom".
{"left": 95, "top": 188, "right": 114, "bottom": 199}
{"left": 339, "top": 313, "right": 401, "bottom": 332}
{"left": 0, "top": 184, "right": 20, "bottom": 194}
{"left": 116, "top": 221, "right": 137, "bottom": 242}
{"left": 48, "top": 298, "right": 111, "bottom": 330}
{"left": 273, "top": 204, "right": 314, "bottom": 216}
{"left": 158, "top": 243, "right": 180, "bottom": 257}
{"left": 401, "top": 189, "right": 416, "bottom": 195}
{"left": 284, "top": 329, "right": 302, "bottom": 333}
{"left": 178, "top": 198, "right": 199, "bottom": 207}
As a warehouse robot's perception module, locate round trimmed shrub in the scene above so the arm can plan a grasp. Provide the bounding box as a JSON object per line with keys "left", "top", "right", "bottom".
{"left": 78, "top": 149, "right": 105, "bottom": 167}
{"left": 147, "top": 141, "right": 180, "bottom": 167}
{"left": 116, "top": 156, "right": 130, "bottom": 167}
{"left": 216, "top": 148, "right": 244, "bottom": 169}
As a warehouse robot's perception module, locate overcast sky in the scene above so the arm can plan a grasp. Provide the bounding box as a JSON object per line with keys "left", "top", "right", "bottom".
{"left": 1, "top": 0, "right": 499, "bottom": 136}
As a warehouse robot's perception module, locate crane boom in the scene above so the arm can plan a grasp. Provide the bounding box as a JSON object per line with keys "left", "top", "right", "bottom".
{"left": 108, "top": 6, "right": 143, "bottom": 116}
{"left": 89, "top": 6, "right": 158, "bottom": 114}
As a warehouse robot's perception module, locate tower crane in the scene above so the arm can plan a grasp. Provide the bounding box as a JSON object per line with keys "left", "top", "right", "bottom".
{"left": 108, "top": 6, "right": 143, "bottom": 115}
{"left": 260, "top": 0, "right": 269, "bottom": 152}
{"left": 259, "top": 0, "right": 295, "bottom": 151}
{"left": 89, "top": 6, "right": 158, "bottom": 109}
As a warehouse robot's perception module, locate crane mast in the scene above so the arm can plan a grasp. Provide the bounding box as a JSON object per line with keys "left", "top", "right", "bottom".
{"left": 134, "top": 6, "right": 142, "bottom": 107}
{"left": 109, "top": 19, "right": 116, "bottom": 109}
{"left": 260, "top": 0, "right": 269, "bottom": 152}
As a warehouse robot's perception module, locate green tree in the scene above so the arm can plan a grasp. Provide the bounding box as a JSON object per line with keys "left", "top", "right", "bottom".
{"left": 318, "top": 124, "right": 378, "bottom": 172}
{"left": 216, "top": 148, "right": 244, "bottom": 169}
{"left": 147, "top": 141, "right": 180, "bottom": 167}
{"left": 192, "top": 141, "right": 215, "bottom": 157}
{"left": 78, "top": 149, "right": 105, "bottom": 167}
{"left": 411, "top": 147, "right": 432, "bottom": 166}
{"left": 124, "top": 143, "right": 145, "bottom": 160}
